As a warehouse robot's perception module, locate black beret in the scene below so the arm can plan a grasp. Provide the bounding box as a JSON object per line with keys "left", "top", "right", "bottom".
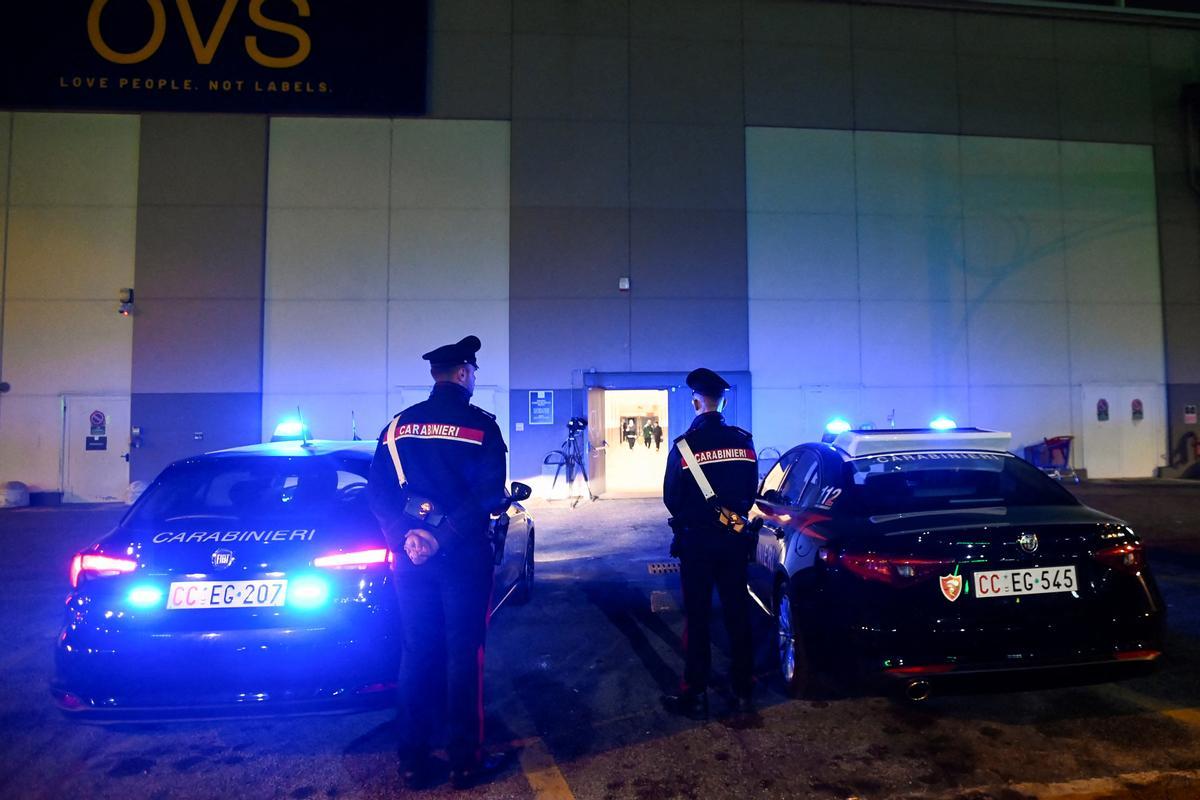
{"left": 422, "top": 335, "right": 481, "bottom": 369}
{"left": 686, "top": 367, "right": 730, "bottom": 396}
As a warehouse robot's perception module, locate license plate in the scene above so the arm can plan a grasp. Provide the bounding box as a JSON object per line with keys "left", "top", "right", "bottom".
{"left": 166, "top": 580, "right": 288, "bottom": 610}
{"left": 973, "top": 566, "right": 1077, "bottom": 599}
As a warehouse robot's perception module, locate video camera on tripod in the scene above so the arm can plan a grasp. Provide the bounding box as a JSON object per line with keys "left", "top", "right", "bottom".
{"left": 542, "top": 416, "right": 595, "bottom": 502}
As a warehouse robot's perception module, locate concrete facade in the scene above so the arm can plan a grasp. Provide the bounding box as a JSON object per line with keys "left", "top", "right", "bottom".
{"left": 2, "top": 0, "right": 1199, "bottom": 497}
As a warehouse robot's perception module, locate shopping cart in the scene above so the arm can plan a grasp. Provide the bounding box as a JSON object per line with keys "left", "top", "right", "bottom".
{"left": 1023, "top": 435, "right": 1079, "bottom": 483}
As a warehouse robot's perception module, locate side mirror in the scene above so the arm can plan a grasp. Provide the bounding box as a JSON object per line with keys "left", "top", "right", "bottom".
{"left": 509, "top": 481, "right": 532, "bottom": 503}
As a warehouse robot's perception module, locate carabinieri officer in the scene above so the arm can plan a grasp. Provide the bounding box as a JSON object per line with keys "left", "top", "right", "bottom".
{"left": 368, "top": 335, "right": 509, "bottom": 790}
{"left": 661, "top": 368, "right": 759, "bottom": 718}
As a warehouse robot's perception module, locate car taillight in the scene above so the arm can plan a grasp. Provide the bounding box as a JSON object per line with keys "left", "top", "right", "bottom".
{"left": 827, "top": 550, "right": 954, "bottom": 588}
{"left": 69, "top": 553, "right": 137, "bottom": 588}
{"left": 1094, "top": 542, "right": 1145, "bottom": 574}
{"left": 313, "top": 548, "right": 391, "bottom": 569}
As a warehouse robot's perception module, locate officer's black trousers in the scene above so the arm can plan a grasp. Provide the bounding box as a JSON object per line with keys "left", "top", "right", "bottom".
{"left": 392, "top": 540, "right": 493, "bottom": 769}
{"left": 678, "top": 532, "right": 753, "bottom": 698}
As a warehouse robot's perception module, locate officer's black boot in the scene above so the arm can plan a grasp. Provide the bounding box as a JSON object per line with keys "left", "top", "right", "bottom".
{"left": 450, "top": 751, "right": 509, "bottom": 790}
{"left": 399, "top": 753, "right": 436, "bottom": 791}
{"left": 729, "top": 692, "right": 755, "bottom": 715}
{"left": 661, "top": 690, "right": 708, "bottom": 721}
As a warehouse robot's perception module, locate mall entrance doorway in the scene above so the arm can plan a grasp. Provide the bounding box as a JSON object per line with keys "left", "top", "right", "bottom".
{"left": 593, "top": 389, "right": 669, "bottom": 497}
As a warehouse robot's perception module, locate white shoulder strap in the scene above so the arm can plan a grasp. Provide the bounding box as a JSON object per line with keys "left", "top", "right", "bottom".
{"left": 385, "top": 416, "right": 408, "bottom": 486}
{"left": 677, "top": 437, "right": 716, "bottom": 501}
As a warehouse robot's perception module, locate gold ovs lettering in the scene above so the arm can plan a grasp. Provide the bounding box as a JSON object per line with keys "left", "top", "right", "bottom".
{"left": 87, "top": 0, "right": 311, "bottom": 68}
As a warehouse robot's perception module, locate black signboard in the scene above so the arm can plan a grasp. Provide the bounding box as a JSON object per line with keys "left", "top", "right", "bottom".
{"left": 0, "top": 1, "right": 428, "bottom": 116}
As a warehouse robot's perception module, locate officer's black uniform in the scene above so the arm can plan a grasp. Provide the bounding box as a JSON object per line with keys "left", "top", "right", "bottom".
{"left": 368, "top": 335, "right": 507, "bottom": 786}
{"left": 662, "top": 368, "right": 758, "bottom": 714}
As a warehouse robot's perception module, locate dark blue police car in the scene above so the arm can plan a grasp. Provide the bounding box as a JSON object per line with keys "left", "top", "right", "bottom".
{"left": 749, "top": 427, "right": 1165, "bottom": 700}
{"left": 53, "top": 439, "right": 534, "bottom": 718}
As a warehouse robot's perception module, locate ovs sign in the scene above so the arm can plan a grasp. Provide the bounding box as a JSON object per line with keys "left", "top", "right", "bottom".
{"left": 87, "top": 0, "right": 311, "bottom": 68}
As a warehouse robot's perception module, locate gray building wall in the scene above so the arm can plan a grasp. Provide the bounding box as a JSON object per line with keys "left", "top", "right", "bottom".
{"left": 130, "top": 115, "right": 267, "bottom": 482}
{"left": 4, "top": 0, "right": 1198, "bottom": 489}
{"left": 494, "top": 0, "right": 1200, "bottom": 479}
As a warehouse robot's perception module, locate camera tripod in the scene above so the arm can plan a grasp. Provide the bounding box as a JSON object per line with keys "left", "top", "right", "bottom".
{"left": 543, "top": 424, "right": 595, "bottom": 503}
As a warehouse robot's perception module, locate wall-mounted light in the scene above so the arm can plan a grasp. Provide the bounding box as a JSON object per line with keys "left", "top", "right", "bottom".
{"left": 118, "top": 288, "right": 134, "bottom": 316}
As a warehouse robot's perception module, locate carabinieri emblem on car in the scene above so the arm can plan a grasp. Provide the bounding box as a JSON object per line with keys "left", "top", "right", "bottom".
{"left": 939, "top": 568, "right": 962, "bottom": 602}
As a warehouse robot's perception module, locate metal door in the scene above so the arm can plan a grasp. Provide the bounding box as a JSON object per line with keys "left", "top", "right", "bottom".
{"left": 62, "top": 395, "right": 130, "bottom": 502}
{"left": 587, "top": 387, "right": 607, "bottom": 496}
{"left": 1081, "top": 384, "right": 1166, "bottom": 478}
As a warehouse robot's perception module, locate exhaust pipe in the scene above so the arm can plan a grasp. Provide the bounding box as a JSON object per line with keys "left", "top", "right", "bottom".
{"left": 905, "top": 679, "right": 932, "bottom": 702}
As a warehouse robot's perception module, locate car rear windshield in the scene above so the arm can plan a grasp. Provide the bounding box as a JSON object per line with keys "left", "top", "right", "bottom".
{"left": 845, "top": 451, "right": 1078, "bottom": 517}
{"left": 125, "top": 456, "right": 370, "bottom": 527}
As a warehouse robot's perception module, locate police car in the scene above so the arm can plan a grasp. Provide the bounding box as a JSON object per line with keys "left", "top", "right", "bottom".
{"left": 52, "top": 438, "right": 535, "bottom": 718}
{"left": 748, "top": 425, "right": 1165, "bottom": 700}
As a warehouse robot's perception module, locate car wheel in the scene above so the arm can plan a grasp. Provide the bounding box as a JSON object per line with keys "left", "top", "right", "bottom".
{"left": 776, "top": 586, "right": 810, "bottom": 698}
{"left": 511, "top": 530, "right": 534, "bottom": 605}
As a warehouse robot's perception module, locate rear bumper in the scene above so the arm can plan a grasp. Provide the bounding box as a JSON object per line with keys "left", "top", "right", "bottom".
{"left": 50, "top": 683, "right": 397, "bottom": 721}
{"left": 849, "top": 611, "right": 1165, "bottom": 684}
{"left": 878, "top": 649, "right": 1162, "bottom": 681}
{"left": 52, "top": 621, "right": 400, "bottom": 719}
{"left": 874, "top": 650, "right": 1161, "bottom": 698}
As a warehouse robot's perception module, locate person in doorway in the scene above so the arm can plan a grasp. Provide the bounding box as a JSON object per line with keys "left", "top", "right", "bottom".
{"left": 368, "top": 335, "right": 510, "bottom": 790}
{"left": 661, "top": 368, "right": 758, "bottom": 719}
{"left": 643, "top": 418, "right": 653, "bottom": 449}
{"left": 624, "top": 417, "right": 638, "bottom": 449}
{"left": 652, "top": 419, "right": 663, "bottom": 451}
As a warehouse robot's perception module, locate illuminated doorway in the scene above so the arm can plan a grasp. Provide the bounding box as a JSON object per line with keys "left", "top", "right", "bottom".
{"left": 601, "top": 389, "right": 669, "bottom": 496}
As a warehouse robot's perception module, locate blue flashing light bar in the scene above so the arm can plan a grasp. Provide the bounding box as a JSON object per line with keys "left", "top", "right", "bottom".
{"left": 825, "top": 418, "right": 852, "bottom": 436}
{"left": 272, "top": 419, "right": 309, "bottom": 441}
{"left": 930, "top": 416, "right": 958, "bottom": 431}
{"left": 127, "top": 585, "right": 164, "bottom": 608}
{"left": 288, "top": 575, "right": 330, "bottom": 609}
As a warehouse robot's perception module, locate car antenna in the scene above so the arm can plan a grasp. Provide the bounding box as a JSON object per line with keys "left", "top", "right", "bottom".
{"left": 297, "top": 405, "right": 313, "bottom": 448}
{"left": 352, "top": 410, "right": 361, "bottom": 441}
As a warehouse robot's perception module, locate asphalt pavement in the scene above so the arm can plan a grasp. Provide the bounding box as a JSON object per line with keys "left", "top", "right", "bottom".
{"left": 0, "top": 481, "right": 1198, "bottom": 799}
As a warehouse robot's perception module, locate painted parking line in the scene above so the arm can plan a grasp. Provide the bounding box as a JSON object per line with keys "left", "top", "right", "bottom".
{"left": 1101, "top": 683, "right": 1200, "bottom": 728}
{"left": 518, "top": 736, "right": 575, "bottom": 800}
{"left": 970, "top": 768, "right": 1200, "bottom": 800}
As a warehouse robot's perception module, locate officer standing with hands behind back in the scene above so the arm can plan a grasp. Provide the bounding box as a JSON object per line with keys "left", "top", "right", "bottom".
{"left": 661, "top": 368, "right": 759, "bottom": 719}
{"left": 368, "top": 335, "right": 509, "bottom": 791}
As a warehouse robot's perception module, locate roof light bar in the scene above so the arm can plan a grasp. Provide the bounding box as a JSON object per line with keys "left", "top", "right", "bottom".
{"left": 830, "top": 429, "right": 1012, "bottom": 458}
{"left": 825, "top": 418, "right": 852, "bottom": 435}
{"left": 272, "top": 419, "right": 309, "bottom": 442}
